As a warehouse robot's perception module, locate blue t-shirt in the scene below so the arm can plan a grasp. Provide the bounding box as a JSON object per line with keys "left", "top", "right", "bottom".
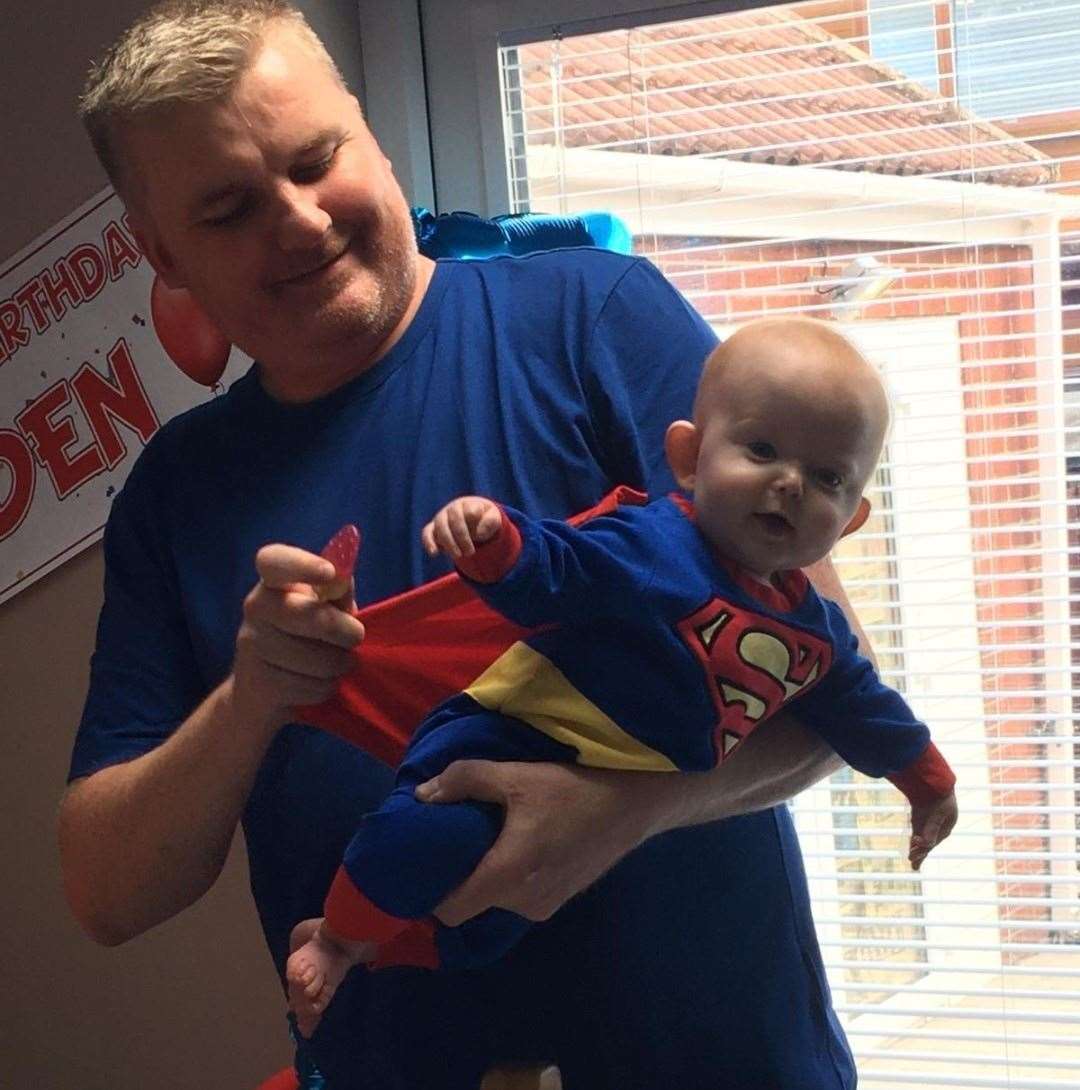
{"left": 70, "top": 249, "right": 854, "bottom": 1089}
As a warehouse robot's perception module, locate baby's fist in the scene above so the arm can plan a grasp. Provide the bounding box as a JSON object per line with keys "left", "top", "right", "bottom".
{"left": 422, "top": 497, "right": 502, "bottom": 559}
{"left": 909, "top": 791, "right": 958, "bottom": 871}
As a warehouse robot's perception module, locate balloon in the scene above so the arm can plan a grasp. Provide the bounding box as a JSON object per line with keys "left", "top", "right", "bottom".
{"left": 411, "top": 207, "right": 634, "bottom": 260}
{"left": 150, "top": 274, "right": 231, "bottom": 387}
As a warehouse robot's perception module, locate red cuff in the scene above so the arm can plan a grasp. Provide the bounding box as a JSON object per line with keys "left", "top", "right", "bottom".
{"left": 888, "top": 742, "right": 956, "bottom": 806}
{"left": 454, "top": 507, "right": 523, "bottom": 584}
{"left": 372, "top": 919, "right": 440, "bottom": 970}
{"left": 323, "top": 865, "right": 410, "bottom": 944}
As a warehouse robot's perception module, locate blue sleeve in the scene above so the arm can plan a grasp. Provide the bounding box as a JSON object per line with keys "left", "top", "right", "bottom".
{"left": 795, "top": 601, "right": 932, "bottom": 778}
{"left": 68, "top": 438, "right": 206, "bottom": 782}
{"left": 464, "top": 505, "right": 666, "bottom": 629}
{"left": 583, "top": 258, "right": 717, "bottom": 497}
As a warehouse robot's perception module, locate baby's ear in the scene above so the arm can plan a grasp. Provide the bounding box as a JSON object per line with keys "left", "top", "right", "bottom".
{"left": 665, "top": 420, "right": 700, "bottom": 490}
{"left": 841, "top": 497, "right": 872, "bottom": 537}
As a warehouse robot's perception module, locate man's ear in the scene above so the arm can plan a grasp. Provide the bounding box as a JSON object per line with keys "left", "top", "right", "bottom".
{"left": 841, "top": 496, "right": 872, "bottom": 537}
{"left": 665, "top": 420, "right": 700, "bottom": 490}
{"left": 128, "top": 215, "right": 186, "bottom": 289}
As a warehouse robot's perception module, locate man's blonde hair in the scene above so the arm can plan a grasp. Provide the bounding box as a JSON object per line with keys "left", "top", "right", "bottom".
{"left": 79, "top": 0, "right": 345, "bottom": 200}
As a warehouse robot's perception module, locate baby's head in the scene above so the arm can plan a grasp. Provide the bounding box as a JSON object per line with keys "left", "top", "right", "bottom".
{"left": 665, "top": 317, "right": 889, "bottom": 582}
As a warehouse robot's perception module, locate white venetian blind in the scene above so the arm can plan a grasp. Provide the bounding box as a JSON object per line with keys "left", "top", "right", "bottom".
{"left": 498, "top": 2, "right": 1080, "bottom": 1087}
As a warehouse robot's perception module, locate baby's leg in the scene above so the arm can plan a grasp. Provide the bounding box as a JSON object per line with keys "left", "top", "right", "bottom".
{"left": 286, "top": 918, "right": 377, "bottom": 1038}
{"left": 338, "top": 702, "right": 576, "bottom": 968}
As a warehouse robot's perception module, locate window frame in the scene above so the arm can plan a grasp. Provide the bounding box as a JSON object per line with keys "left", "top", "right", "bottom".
{"left": 420, "top": 0, "right": 773, "bottom": 215}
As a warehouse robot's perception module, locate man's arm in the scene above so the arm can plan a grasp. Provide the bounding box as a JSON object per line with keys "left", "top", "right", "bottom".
{"left": 420, "top": 710, "right": 843, "bottom": 926}
{"left": 805, "top": 553, "right": 877, "bottom": 664}
{"left": 60, "top": 678, "right": 279, "bottom": 944}
{"left": 59, "top": 544, "right": 363, "bottom": 944}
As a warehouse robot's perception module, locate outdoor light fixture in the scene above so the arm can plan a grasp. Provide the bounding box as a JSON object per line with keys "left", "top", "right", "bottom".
{"left": 826, "top": 254, "right": 901, "bottom": 316}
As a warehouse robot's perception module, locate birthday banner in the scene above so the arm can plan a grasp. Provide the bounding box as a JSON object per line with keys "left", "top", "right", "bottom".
{"left": 0, "top": 189, "right": 248, "bottom": 605}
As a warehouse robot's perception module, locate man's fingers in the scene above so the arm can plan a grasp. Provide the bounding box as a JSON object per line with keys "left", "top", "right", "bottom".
{"left": 261, "top": 659, "right": 348, "bottom": 705}
{"left": 245, "top": 586, "right": 364, "bottom": 649}
{"left": 255, "top": 543, "right": 337, "bottom": 590}
{"left": 414, "top": 759, "right": 508, "bottom": 805}
{"left": 415, "top": 760, "right": 514, "bottom": 925}
{"left": 434, "top": 850, "right": 515, "bottom": 927}
{"left": 238, "top": 623, "right": 357, "bottom": 677}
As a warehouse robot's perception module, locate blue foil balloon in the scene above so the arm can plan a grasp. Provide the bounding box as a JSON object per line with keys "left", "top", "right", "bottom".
{"left": 412, "top": 208, "right": 632, "bottom": 260}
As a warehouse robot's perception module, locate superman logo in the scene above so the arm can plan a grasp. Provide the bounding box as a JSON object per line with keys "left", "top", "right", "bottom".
{"left": 676, "top": 598, "right": 833, "bottom": 761}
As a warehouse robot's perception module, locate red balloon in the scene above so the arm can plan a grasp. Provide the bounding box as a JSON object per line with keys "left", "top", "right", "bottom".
{"left": 150, "top": 274, "right": 232, "bottom": 387}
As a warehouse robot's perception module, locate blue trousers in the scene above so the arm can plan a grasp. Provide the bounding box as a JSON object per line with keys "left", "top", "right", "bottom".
{"left": 341, "top": 695, "right": 578, "bottom": 968}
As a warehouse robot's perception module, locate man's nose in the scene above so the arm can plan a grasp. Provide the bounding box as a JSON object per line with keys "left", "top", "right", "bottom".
{"left": 273, "top": 183, "right": 332, "bottom": 250}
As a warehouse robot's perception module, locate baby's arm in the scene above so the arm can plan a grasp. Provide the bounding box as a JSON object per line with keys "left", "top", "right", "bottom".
{"left": 422, "top": 494, "right": 654, "bottom": 625}
{"left": 891, "top": 743, "right": 958, "bottom": 869}
{"left": 800, "top": 607, "right": 958, "bottom": 868}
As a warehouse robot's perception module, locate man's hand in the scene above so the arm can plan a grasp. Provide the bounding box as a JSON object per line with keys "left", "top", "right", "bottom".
{"left": 231, "top": 543, "right": 365, "bottom": 727}
{"left": 414, "top": 714, "right": 843, "bottom": 926}
{"left": 421, "top": 496, "right": 502, "bottom": 560}
{"left": 909, "top": 790, "right": 958, "bottom": 871}
{"left": 415, "top": 761, "right": 674, "bottom": 925}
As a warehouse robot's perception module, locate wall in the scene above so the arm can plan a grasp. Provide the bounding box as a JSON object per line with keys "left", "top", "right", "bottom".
{"left": 1, "top": 2, "right": 365, "bottom": 1086}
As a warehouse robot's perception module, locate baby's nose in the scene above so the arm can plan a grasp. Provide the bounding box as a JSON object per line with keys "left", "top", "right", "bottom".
{"left": 772, "top": 464, "right": 803, "bottom": 495}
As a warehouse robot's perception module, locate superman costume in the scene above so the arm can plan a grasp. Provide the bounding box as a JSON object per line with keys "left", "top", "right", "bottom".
{"left": 303, "top": 491, "right": 955, "bottom": 971}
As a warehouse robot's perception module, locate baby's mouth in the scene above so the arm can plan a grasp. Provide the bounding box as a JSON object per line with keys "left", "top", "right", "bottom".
{"left": 755, "top": 512, "right": 793, "bottom": 537}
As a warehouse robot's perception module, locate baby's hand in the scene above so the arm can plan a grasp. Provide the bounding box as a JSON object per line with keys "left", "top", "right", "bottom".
{"left": 422, "top": 496, "right": 503, "bottom": 559}
{"left": 909, "top": 791, "right": 958, "bottom": 870}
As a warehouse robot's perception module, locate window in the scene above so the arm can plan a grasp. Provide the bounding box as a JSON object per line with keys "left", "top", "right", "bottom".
{"left": 868, "top": 0, "right": 940, "bottom": 97}
{"left": 954, "top": 0, "right": 1080, "bottom": 120}
{"left": 867, "top": 0, "right": 1080, "bottom": 121}
{"left": 496, "top": 2, "right": 1080, "bottom": 1084}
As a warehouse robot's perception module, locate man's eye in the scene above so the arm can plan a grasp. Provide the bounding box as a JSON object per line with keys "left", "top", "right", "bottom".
{"left": 292, "top": 154, "right": 334, "bottom": 183}
{"left": 747, "top": 441, "right": 776, "bottom": 460}
{"left": 204, "top": 201, "right": 251, "bottom": 228}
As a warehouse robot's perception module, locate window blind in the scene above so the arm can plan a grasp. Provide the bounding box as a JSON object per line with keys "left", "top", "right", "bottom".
{"left": 498, "top": 3, "right": 1080, "bottom": 1086}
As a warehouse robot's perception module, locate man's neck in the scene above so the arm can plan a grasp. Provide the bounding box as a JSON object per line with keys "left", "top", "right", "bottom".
{"left": 260, "top": 256, "right": 436, "bottom": 404}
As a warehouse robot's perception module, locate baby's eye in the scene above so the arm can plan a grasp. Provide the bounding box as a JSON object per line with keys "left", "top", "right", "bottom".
{"left": 815, "top": 468, "right": 843, "bottom": 490}
{"left": 747, "top": 441, "right": 776, "bottom": 460}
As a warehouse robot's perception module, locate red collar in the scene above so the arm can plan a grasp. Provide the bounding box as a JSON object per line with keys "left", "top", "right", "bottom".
{"left": 669, "top": 493, "right": 809, "bottom": 612}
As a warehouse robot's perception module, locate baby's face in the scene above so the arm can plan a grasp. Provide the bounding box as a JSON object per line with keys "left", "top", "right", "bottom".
{"left": 690, "top": 349, "right": 883, "bottom": 580}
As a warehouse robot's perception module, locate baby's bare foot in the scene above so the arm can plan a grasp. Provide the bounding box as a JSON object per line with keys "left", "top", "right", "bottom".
{"left": 287, "top": 918, "right": 375, "bottom": 1038}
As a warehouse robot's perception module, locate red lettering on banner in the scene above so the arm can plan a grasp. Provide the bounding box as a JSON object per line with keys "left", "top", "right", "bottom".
{"left": 16, "top": 380, "right": 106, "bottom": 499}
{"left": 39, "top": 259, "right": 83, "bottom": 322}
{"left": 72, "top": 338, "right": 159, "bottom": 468}
{"left": 66, "top": 243, "right": 108, "bottom": 302}
{"left": 0, "top": 429, "right": 35, "bottom": 540}
{"left": 102, "top": 220, "right": 142, "bottom": 281}
{"left": 13, "top": 277, "right": 51, "bottom": 335}
{"left": 0, "top": 300, "right": 30, "bottom": 361}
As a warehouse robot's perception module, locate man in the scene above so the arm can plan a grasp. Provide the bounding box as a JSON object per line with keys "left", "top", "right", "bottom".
{"left": 61, "top": 3, "right": 857, "bottom": 1087}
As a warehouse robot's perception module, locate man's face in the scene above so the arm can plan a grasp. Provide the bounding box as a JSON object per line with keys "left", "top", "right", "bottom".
{"left": 688, "top": 362, "right": 879, "bottom": 581}
{"left": 124, "top": 25, "right": 420, "bottom": 399}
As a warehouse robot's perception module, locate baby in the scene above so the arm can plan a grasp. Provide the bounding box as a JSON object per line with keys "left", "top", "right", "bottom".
{"left": 287, "top": 316, "right": 958, "bottom": 1036}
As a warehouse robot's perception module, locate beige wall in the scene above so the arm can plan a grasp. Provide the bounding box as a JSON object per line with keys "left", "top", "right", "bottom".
{"left": 1, "top": 2, "right": 365, "bottom": 1086}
